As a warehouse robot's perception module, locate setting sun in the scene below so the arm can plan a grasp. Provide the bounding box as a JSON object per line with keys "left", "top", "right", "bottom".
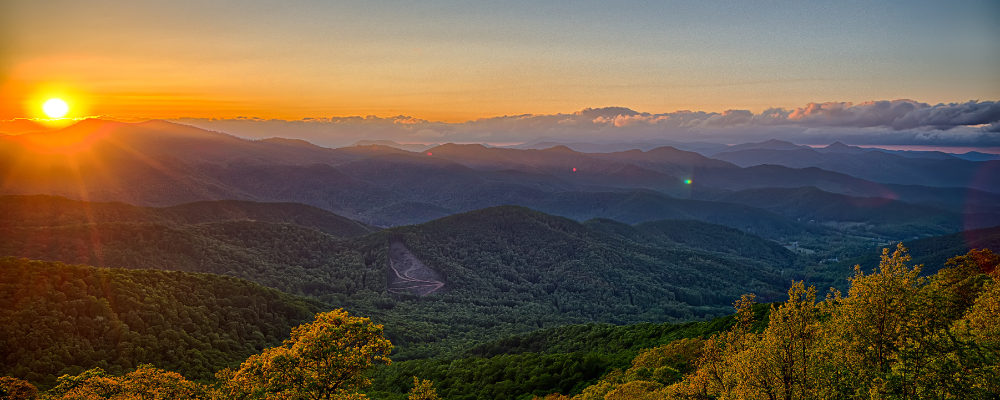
{"left": 42, "top": 98, "right": 69, "bottom": 118}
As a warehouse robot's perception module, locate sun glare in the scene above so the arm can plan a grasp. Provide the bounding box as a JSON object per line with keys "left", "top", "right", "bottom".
{"left": 43, "top": 98, "right": 69, "bottom": 118}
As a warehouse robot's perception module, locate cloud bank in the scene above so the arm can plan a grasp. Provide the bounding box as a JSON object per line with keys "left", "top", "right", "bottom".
{"left": 169, "top": 100, "right": 1000, "bottom": 148}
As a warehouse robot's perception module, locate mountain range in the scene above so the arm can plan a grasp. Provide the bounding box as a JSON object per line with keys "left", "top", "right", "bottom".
{"left": 712, "top": 145, "right": 1000, "bottom": 192}
{"left": 3, "top": 119, "right": 997, "bottom": 240}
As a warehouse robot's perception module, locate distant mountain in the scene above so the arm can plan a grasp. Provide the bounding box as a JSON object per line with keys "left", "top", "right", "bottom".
{"left": 703, "top": 186, "right": 1000, "bottom": 237}
{"left": 710, "top": 147, "right": 1000, "bottom": 193}
{"left": 584, "top": 218, "right": 796, "bottom": 267}
{"left": 525, "top": 190, "right": 827, "bottom": 240}
{"left": 954, "top": 151, "right": 1000, "bottom": 162}
{"left": 0, "top": 119, "right": 52, "bottom": 135}
{"left": 704, "top": 139, "right": 809, "bottom": 156}
{"left": 873, "top": 149, "right": 960, "bottom": 160}
{"left": 0, "top": 195, "right": 377, "bottom": 237}
{"left": 815, "top": 141, "right": 870, "bottom": 154}
{"left": 424, "top": 143, "right": 687, "bottom": 195}
{"left": 587, "top": 146, "right": 737, "bottom": 178}
{"left": 0, "top": 118, "right": 405, "bottom": 166}
{"left": 693, "top": 164, "right": 1000, "bottom": 215}
{"left": 3, "top": 119, "right": 993, "bottom": 236}
{"left": 511, "top": 140, "right": 731, "bottom": 154}
{"left": 348, "top": 139, "right": 436, "bottom": 152}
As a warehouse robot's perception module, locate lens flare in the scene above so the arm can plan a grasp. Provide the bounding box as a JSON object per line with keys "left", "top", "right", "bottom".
{"left": 43, "top": 98, "right": 70, "bottom": 118}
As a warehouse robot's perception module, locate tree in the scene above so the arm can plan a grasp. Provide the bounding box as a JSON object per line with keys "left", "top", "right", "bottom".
{"left": 220, "top": 309, "right": 393, "bottom": 400}
{"left": 0, "top": 376, "right": 38, "bottom": 400}
{"left": 407, "top": 377, "right": 439, "bottom": 400}
{"left": 51, "top": 365, "right": 207, "bottom": 400}
{"left": 950, "top": 278, "right": 1000, "bottom": 396}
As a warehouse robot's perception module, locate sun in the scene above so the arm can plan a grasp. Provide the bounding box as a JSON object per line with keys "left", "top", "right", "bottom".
{"left": 43, "top": 98, "right": 70, "bottom": 118}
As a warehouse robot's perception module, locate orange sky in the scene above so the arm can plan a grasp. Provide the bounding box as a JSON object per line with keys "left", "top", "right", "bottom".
{"left": 1, "top": 1, "right": 998, "bottom": 123}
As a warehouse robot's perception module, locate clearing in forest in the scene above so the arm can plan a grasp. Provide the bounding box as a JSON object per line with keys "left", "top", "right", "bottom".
{"left": 386, "top": 238, "right": 445, "bottom": 296}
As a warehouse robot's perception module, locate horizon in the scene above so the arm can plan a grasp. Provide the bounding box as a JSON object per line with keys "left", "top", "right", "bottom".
{"left": 4, "top": 116, "right": 1000, "bottom": 156}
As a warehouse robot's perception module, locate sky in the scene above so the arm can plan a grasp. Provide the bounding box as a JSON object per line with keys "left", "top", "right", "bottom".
{"left": 1, "top": 0, "right": 999, "bottom": 146}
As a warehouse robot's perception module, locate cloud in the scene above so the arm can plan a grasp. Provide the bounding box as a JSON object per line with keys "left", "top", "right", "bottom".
{"left": 698, "top": 109, "right": 754, "bottom": 128}
{"left": 889, "top": 100, "right": 1000, "bottom": 130}
{"left": 166, "top": 99, "right": 1000, "bottom": 148}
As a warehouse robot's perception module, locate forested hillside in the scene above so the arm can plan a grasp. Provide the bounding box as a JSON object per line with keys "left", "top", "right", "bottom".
{"left": 819, "top": 225, "right": 1000, "bottom": 283}
{"left": 702, "top": 186, "right": 1000, "bottom": 236}
{"left": 2, "top": 244, "right": 996, "bottom": 399}
{"left": 366, "top": 304, "right": 771, "bottom": 400}
{"left": 0, "top": 204, "right": 797, "bottom": 360}
{"left": 711, "top": 146, "right": 1000, "bottom": 192}
{"left": 0, "top": 258, "right": 323, "bottom": 387}
{"left": 539, "top": 247, "right": 1000, "bottom": 399}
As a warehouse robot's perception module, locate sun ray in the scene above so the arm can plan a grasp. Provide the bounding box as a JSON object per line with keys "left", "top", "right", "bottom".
{"left": 65, "top": 155, "right": 105, "bottom": 267}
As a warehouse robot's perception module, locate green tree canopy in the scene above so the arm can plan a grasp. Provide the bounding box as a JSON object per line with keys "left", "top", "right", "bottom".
{"left": 219, "top": 309, "right": 393, "bottom": 400}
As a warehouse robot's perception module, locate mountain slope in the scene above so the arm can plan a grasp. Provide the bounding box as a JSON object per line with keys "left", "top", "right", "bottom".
{"left": 584, "top": 218, "right": 796, "bottom": 267}
{"left": 0, "top": 203, "right": 797, "bottom": 359}
{"left": 711, "top": 147, "right": 1000, "bottom": 193}
{"left": 703, "top": 187, "right": 1000, "bottom": 237}
{"left": 828, "top": 225, "right": 1000, "bottom": 278}
{"left": 3, "top": 119, "right": 991, "bottom": 235}
{"left": 0, "top": 258, "right": 324, "bottom": 386}
{"left": 588, "top": 146, "right": 737, "bottom": 178}
{"left": 0, "top": 195, "right": 377, "bottom": 237}
{"left": 526, "top": 190, "right": 826, "bottom": 240}
{"left": 425, "top": 144, "right": 688, "bottom": 194}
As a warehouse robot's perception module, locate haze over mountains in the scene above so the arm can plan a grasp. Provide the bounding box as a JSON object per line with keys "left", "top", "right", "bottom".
{"left": 711, "top": 142, "right": 1000, "bottom": 191}
{"left": 3, "top": 119, "right": 998, "bottom": 238}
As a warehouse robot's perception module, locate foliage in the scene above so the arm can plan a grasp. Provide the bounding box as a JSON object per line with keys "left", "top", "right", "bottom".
{"left": 366, "top": 306, "right": 768, "bottom": 400}
{"left": 0, "top": 205, "right": 796, "bottom": 361}
{"left": 828, "top": 225, "right": 1000, "bottom": 279}
{"left": 4, "top": 246, "right": 996, "bottom": 400}
{"left": 217, "top": 309, "right": 392, "bottom": 400}
{"left": 560, "top": 246, "right": 1000, "bottom": 399}
{"left": 54, "top": 365, "right": 208, "bottom": 400}
{"left": 707, "top": 186, "right": 977, "bottom": 238}
{"left": 407, "top": 377, "right": 438, "bottom": 400}
{"left": 0, "top": 376, "right": 38, "bottom": 400}
{"left": 0, "top": 258, "right": 321, "bottom": 387}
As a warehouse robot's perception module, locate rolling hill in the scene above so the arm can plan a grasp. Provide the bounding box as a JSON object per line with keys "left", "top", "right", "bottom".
{"left": 0, "top": 195, "right": 376, "bottom": 237}
{"left": 701, "top": 186, "right": 1000, "bottom": 237}
{"left": 0, "top": 258, "right": 324, "bottom": 387}
{"left": 825, "top": 225, "right": 1000, "bottom": 279}
{"left": 3, "top": 119, "right": 994, "bottom": 240}
{"left": 0, "top": 202, "right": 799, "bottom": 360}
{"left": 711, "top": 146, "right": 1000, "bottom": 193}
